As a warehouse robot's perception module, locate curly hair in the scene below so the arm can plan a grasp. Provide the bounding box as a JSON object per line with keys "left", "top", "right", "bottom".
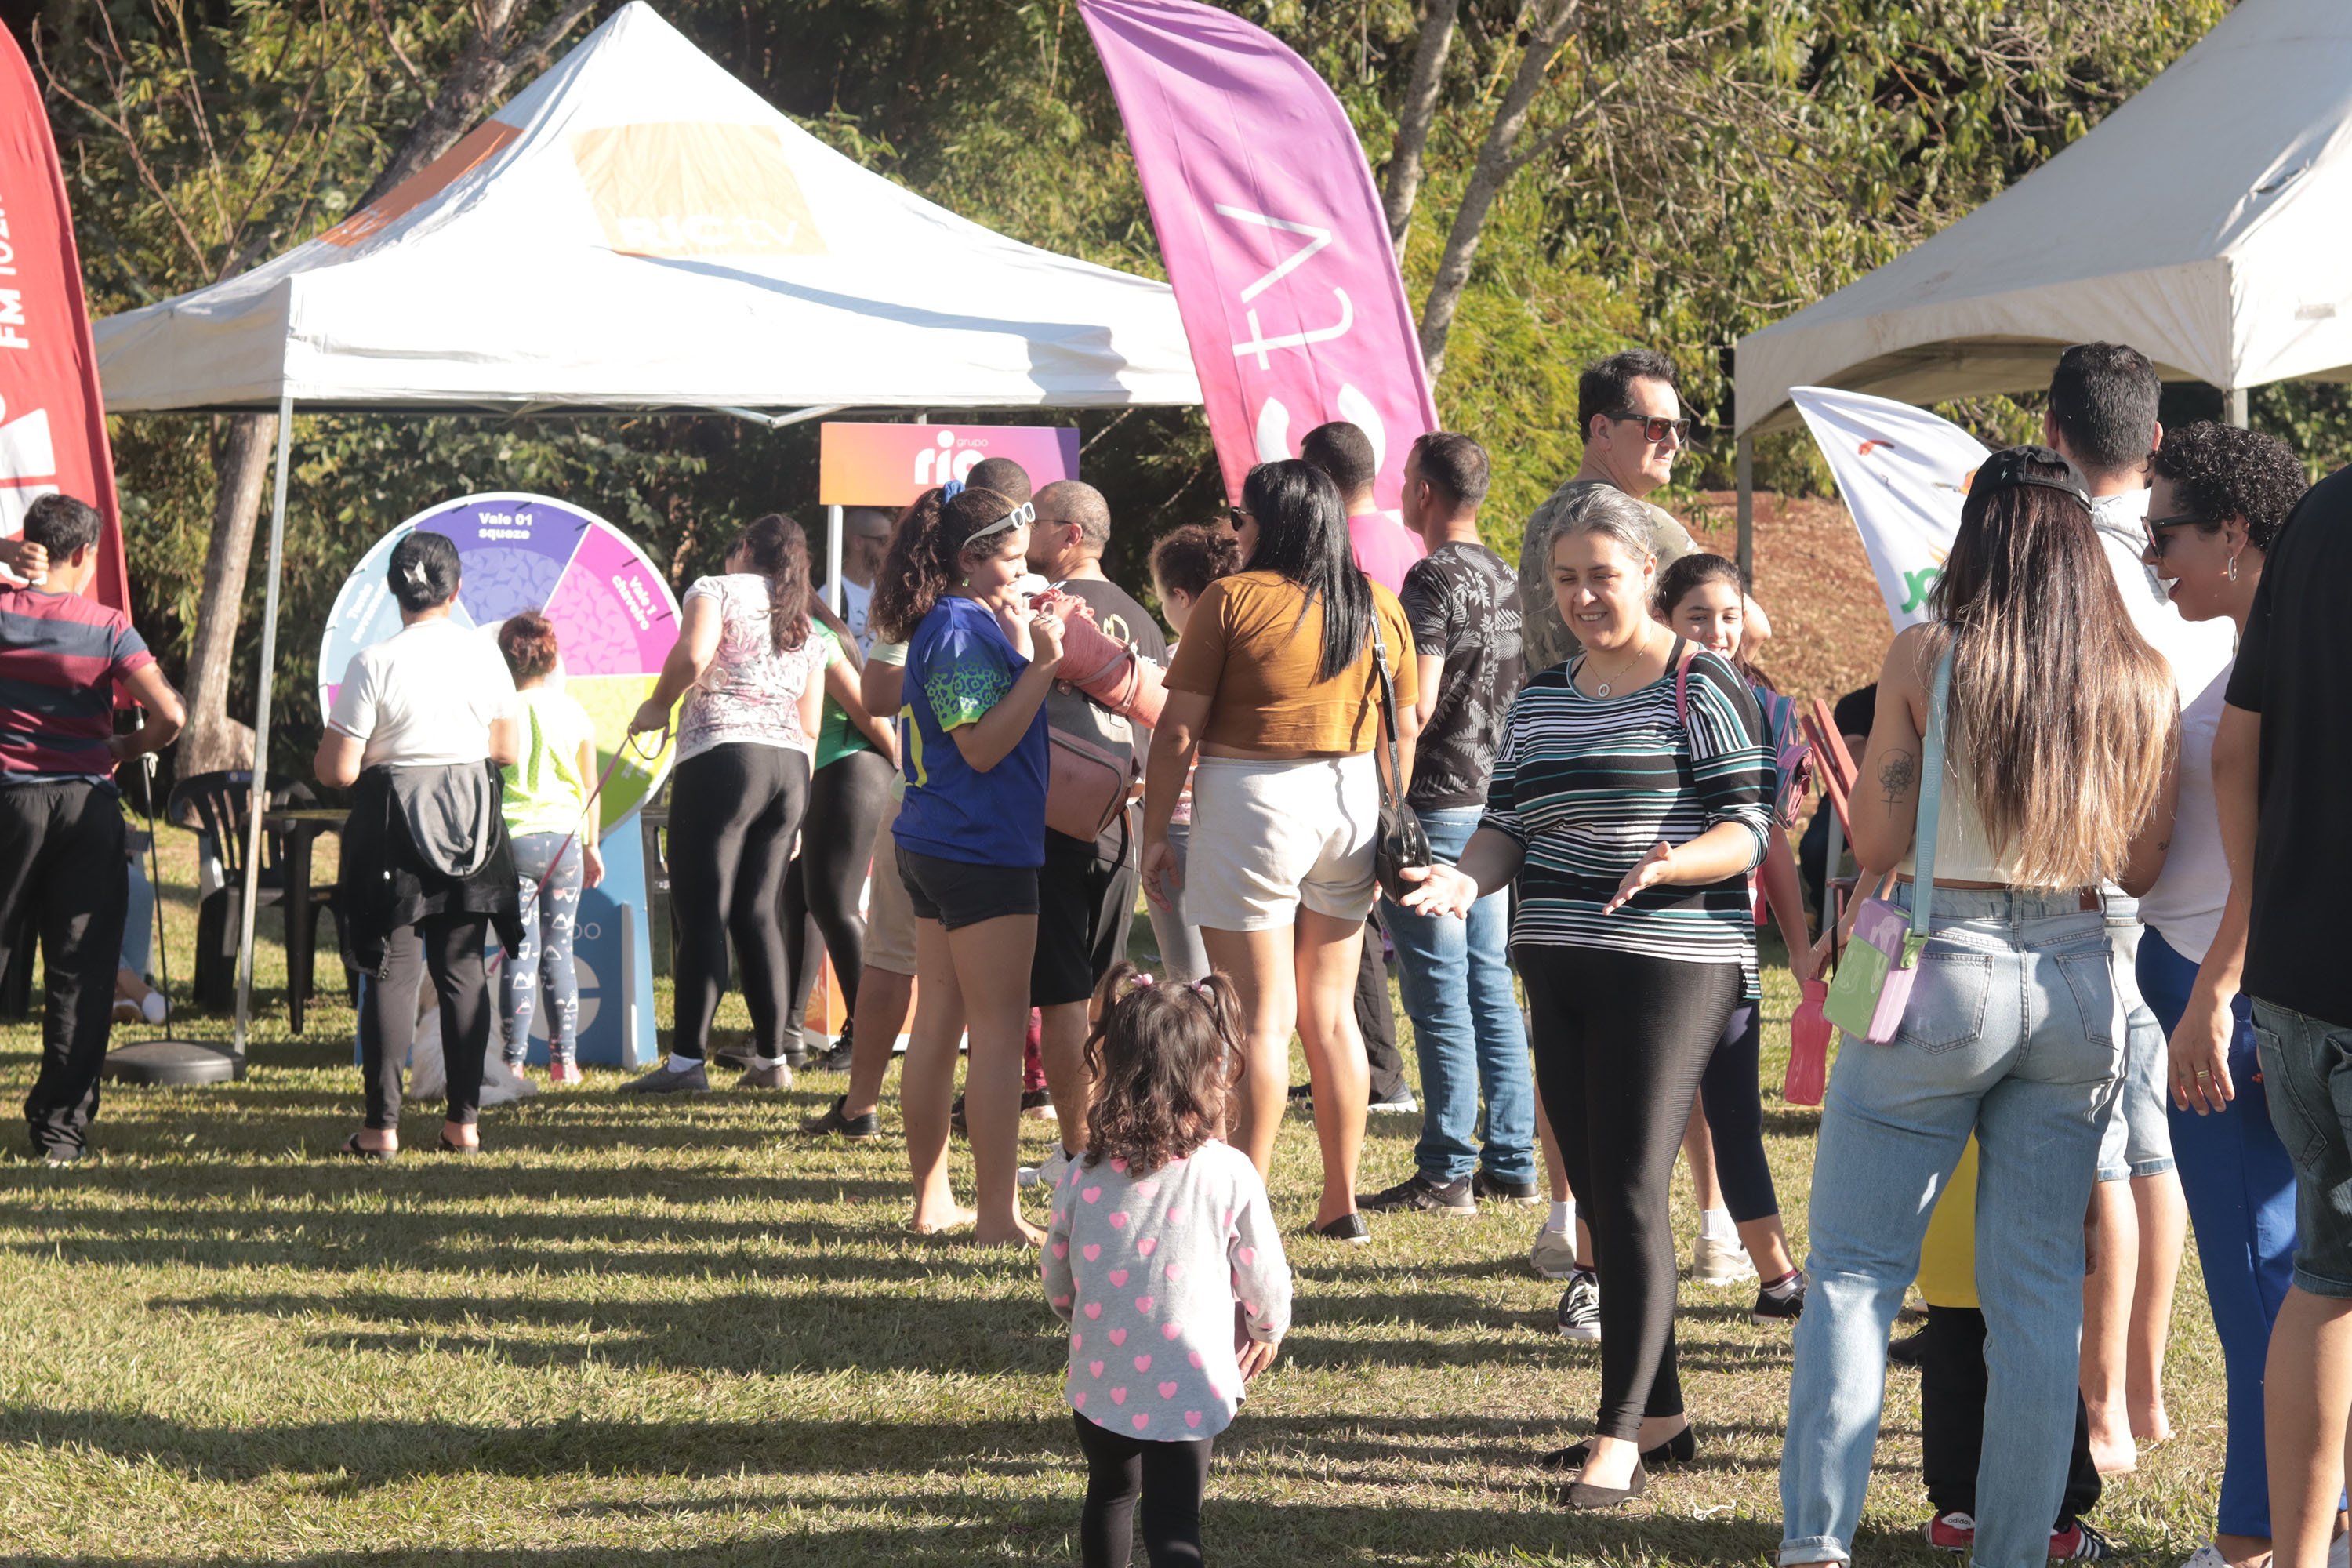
{"left": 1083, "top": 962, "right": 1247, "bottom": 1177}
{"left": 2149, "top": 420, "right": 2307, "bottom": 554}
{"left": 496, "top": 610, "right": 561, "bottom": 682}
{"left": 869, "top": 485, "right": 1022, "bottom": 643}
{"left": 1148, "top": 523, "right": 1243, "bottom": 601}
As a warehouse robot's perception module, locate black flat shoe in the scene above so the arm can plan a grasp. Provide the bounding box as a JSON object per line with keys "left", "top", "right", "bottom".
{"left": 1563, "top": 1463, "right": 1648, "bottom": 1510}
{"left": 1540, "top": 1426, "right": 1694, "bottom": 1472}
{"left": 1311, "top": 1211, "right": 1370, "bottom": 1244}
{"left": 336, "top": 1134, "right": 395, "bottom": 1163}
{"left": 436, "top": 1132, "right": 481, "bottom": 1156}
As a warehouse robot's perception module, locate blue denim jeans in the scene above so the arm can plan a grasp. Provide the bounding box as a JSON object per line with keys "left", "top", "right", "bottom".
{"left": 1381, "top": 807, "right": 1535, "bottom": 1185}
{"left": 2252, "top": 996, "right": 2352, "bottom": 1298}
{"left": 1780, "top": 885, "right": 2120, "bottom": 1568}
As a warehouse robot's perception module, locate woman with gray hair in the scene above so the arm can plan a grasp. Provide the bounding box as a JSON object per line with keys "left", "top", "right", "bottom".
{"left": 1401, "top": 484, "right": 1773, "bottom": 1507}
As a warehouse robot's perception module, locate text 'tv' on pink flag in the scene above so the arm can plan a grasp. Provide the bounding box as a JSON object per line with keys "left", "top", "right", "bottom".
{"left": 1079, "top": 0, "right": 1438, "bottom": 514}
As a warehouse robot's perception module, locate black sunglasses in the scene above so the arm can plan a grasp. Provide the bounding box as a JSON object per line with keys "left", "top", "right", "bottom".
{"left": 1608, "top": 412, "right": 1692, "bottom": 445}
{"left": 1226, "top": 506, "right": 1252, "bottom": 530}
{"left": 2143, "top": 512, "right": 2209, "bottom": 557}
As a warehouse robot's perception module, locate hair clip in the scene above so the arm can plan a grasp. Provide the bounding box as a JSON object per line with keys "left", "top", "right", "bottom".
{"left": 1127, "top": 971, "right": 1156, "bottom": 988}
{"left": 401, "top": 561, "right": 431, "bottom": 587}
{"left": 942, "top": 478, "right": 965, "bottom": 500}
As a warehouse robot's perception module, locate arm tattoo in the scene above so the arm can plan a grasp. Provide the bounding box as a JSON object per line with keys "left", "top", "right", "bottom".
{"left": 1878, "top": 749, "right": 1918, "bottom": 807}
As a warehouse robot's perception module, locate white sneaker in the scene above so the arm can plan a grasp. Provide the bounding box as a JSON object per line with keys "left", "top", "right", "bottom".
{"left": 1019, "top": 1144, "right": 1076, "bottom": 1191}
{"left": 1693, "top": 1233, "right": 1758, "bottom": 1286}
{"left": 1530, "top": 1225, "right": 1580, "bottom": 1281}
{"left": 1367, "top": 1087, "right": 1419, "bottom": 1115}
{"left": 2172, "top": 1545, "right": 2228, "bottom": 1568}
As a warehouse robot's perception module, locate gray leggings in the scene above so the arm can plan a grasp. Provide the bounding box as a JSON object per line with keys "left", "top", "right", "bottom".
{"left": 502, "top": 832, "right": 583, "bottom": 1065}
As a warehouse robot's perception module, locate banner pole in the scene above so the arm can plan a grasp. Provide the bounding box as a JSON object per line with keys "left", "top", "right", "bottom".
{"left": 1735, "top": 434, "right": 1755, "bottom": 580}
{"left": 231, "top": 393, "right": 295, "bottom": 1076}
{"left": 826, "top": 504, "right": 844, "bottom": 615}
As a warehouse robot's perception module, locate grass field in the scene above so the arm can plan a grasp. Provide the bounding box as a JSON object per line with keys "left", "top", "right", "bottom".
{"left": 0, "top": 826, "right": 2231, "bottom": 1566}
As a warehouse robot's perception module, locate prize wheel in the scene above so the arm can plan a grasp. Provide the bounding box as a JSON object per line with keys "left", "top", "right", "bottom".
{"left": 318, "top": 492, "right": 679, "bottom": 829}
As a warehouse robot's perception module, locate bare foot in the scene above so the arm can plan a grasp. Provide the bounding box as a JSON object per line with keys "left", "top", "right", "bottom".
{"left": 2087, "top": 1420, "right": 2138, "bottom": 1476}
{"left": 908, "top": 1207, "right": 978, "bottom": 1236}
{"left": 975, "top": 1214, "right": 1047, "bottom": 1249}
{"left": 2129, "top": 1402, "right": 2173, "bottom": 1445}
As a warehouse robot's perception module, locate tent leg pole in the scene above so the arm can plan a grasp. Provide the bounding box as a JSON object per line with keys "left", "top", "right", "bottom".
{"left": 2227, "top": 387, "right": 2249, "bottom": 428}
{"left": 826, "top": 504, "right": 844, "bottom": 616}
{"left": 231, "top": 393, "right": 294, "bottom": 1078}
{"left": 1735, "top": 434, "right": 1755, "bottom": 580}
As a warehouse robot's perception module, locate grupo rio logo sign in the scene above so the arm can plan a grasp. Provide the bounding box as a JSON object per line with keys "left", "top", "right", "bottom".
{"left": 818, "top": 423, "right": 1081, "bottom": 506}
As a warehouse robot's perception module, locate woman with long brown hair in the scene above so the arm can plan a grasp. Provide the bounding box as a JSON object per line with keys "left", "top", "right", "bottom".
{"left": 873, "top": 485, "right": 1064, "bottom": 1246}
{"left": 625, "top": 513, "right": 826, "bottom": 1094}
{"left": 1777, "top": 448, "right": 2179, "bottom": 1568}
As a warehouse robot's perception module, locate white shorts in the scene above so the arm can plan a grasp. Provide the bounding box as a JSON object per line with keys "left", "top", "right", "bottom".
{"left": 1185, "top": 752, "right": 1379, "bottom": 932}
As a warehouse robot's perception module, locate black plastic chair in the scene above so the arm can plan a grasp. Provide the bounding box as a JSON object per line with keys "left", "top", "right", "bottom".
{"left": 169, "top": 771, "right": 350, "bottom": 1016}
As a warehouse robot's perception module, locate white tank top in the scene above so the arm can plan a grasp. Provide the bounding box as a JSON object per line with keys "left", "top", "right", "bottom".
{"left": 1895, "top": 756, "right": 2030, "bottom": 886}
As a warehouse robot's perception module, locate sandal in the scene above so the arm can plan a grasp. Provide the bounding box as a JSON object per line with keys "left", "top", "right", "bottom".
{"left": 437, "top": 1131, "right": 482, "bottom": 1156}
{"left": 336, "top": 1134, "right": 396, "bottom": 1163}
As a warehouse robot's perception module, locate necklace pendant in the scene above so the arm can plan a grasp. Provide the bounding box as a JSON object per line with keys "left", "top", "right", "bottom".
{"left": 1595, "top": 681, "right": 1612, "bottom": 697}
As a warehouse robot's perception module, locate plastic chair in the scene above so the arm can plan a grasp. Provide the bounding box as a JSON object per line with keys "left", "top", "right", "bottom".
{"left": 168, "top": 771, "right": 350, "bottom": 1017}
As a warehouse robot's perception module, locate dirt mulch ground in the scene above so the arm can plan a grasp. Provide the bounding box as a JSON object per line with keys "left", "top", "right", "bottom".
{"left": 1682, "top": 488, "right": 1887, "bottom": 710}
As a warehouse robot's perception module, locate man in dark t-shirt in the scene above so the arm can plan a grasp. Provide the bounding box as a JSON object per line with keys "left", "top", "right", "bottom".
{"left": 1021, "top": 479, "right": 1167, "bottom": 1183}
{"left": 2218, "top": 466, "right": 2352, "bottom": 1548}
{"left": 1360, "top": 433, "right": 1541, "bottom": 1215}
{"left": 0, "top": 495, "right": 185, "bottom": 1162}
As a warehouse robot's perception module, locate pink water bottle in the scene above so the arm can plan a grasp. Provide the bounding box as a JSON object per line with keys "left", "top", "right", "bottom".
{"left": 1785, "top": 979, "right": 1833, "bottom": 1107}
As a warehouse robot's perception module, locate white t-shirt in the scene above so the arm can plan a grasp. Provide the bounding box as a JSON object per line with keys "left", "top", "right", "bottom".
{"left": 328, "top": 618, "right": 517, "bottom": 769}
{"left": 836, "top": 577, "right": 874, "bottom": 653}
{"left": 2138, "top": 659, "right": 2232, "bottom": 963}
{"left": 675, "top": 573, "right": 822, "bottom": 764}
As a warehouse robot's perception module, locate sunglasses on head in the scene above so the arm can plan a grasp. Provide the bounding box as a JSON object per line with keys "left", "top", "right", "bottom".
{"left": 1608, "top": 412, "right": 1692, "bottom": 445}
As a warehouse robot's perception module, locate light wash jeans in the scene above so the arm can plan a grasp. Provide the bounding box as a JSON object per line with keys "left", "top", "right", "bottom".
{"left": 1780, "top": 884, "right": 2120, "bottom": 1568}
{"left": 1380, "top": 806, "right": 1536, "bottom": 1185}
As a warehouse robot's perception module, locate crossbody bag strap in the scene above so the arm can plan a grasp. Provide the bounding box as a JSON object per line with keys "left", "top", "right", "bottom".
{"left": 1368, "top": 614, "right": 1404, "bottom": 811}
{"left": 1910, "top": 644, "right": 1955, "bottom": 939}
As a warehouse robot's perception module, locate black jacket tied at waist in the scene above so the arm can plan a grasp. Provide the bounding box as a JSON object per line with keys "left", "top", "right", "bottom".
{"left": 338, "top": 760, "right": 522, "bottom": 978}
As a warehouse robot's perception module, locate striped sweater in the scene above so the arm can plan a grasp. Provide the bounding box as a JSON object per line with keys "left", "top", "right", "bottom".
{"left": 1484, "top": 644, "right": 1772, "bottom": 981}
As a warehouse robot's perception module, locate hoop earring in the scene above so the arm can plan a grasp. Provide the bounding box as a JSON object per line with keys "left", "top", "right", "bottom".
{"left": 960, "top": 574, "right": 971, "bottom": 588}
{"left": 2227, "top": 554, "right": 2241, "bottom": 583}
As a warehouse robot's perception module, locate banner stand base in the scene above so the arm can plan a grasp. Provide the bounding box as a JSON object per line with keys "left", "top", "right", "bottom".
{"left": 101, "top": 1038, "right": 239, "bottom": 1087}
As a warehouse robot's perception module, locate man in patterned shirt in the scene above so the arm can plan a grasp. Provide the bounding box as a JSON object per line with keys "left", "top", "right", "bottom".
{"left": 1362, "top": 433, "right": 1540, "bottom": 1216}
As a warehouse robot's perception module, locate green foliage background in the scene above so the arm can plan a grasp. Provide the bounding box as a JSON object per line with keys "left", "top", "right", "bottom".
{"left": 42, "top": 0, "right": 2277, "bottom": 771}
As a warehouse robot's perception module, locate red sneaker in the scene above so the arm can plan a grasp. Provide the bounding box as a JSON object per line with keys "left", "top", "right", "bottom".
{"left": 548, "top": 1061, "right": 583, "bottom": 1085}
{"left": 1922, "top": 1513, "right": 1975, "bottom": 1552}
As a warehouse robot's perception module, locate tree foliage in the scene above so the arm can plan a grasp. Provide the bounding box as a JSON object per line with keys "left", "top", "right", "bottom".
{"left": 31, "top": 0, "right": 2265, "bottom": 775}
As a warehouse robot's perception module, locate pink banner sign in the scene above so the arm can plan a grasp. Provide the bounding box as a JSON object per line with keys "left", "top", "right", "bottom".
{"left": 818, "top": 423, "right": 1080, "bottom": 506}
{"left": 1079, "top": 0, "right": 1438, "bottom": 512}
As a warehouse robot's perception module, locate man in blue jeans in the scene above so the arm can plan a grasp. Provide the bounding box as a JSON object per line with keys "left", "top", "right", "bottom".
{"left": 1359, "top": 432, "right": 1538, "bottom": 1214}
{"left": 2213, "top": 460, "right": 2352, "bottom": 1568}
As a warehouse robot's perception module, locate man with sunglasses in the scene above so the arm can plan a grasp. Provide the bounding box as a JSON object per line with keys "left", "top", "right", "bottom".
{"left": 2040, "top": 341, "right": 2238, "bottom": 1479}
{"left": 1515, "top": 349, "right": 1703, "bottom": 674}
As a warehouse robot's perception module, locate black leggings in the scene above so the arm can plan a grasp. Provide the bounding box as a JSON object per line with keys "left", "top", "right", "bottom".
{"left": 1921, "top": 1305, "right": 2102, "bottom": 1529}
{"left": 667, "top": 742, "right": 810, "bottom": 1061}
{"left": 358, "top": 911, "right": 493, "bottom": 1130}
{"left": 784, "top": 747, "right": 894, "bottom": 1030}
{"left": 1517, "top": 942, "right": 1742, "bottom": 1440}
{"left": 1698, "top": 1003, "right": 1780, "bottom": 1224}
{"left": 1073, "top": 1410, "right": 1213, "bottom": 1568}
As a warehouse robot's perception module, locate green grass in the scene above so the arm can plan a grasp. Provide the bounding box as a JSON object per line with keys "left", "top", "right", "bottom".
{"left": 0, "top": 826, "right": 2232, "bottom": 1565}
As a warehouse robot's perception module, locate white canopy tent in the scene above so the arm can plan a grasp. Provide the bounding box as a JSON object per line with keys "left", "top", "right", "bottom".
{"left": 93, "top": 1, "right": 1202, "bottom": 1056}
{"left": 1729, "top": 0, "right": 2352, "bottom": 561}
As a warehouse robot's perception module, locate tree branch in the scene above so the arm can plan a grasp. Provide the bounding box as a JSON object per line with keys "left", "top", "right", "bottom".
{"left": 1381, "top": 0, "right": 1458, "bottom": 252}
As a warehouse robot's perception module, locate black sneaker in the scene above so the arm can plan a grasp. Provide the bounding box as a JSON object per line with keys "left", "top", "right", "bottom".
{"left": 1020, "top": 1087, "right": 1056, "bottom": 1120}
{"left": 1751, "top": 1271, "right": 1807, "bottom": 1324}
{"left": 1359, "top": 1172, "right": 1476, "bottom": 1215}
{"left": 801, "top": 1094, "right": 880, "bottom": 1140}
{"left": 1556, "top": 1268, "right": 1601, "bottom": 1341}
{"left": 1888, "top": 1324, "right": 1930, "bottom": 1367}
{"left": 812, "top": 1024, "right": 856, "bottom": 1073}
{"left": 1312, "top": 1211, "right": 1370, "bottom": 1244}
{"left": 1472, "top": 1170, "right": 1544, "bottom": 1207}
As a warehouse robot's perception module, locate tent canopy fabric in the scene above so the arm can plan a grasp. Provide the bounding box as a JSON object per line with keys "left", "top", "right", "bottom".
{"left": 1735, "top": 1, "right": 2352, "bottom": 435}
{"left": 94, "top": 3, "right": 1202, "bottom": 416}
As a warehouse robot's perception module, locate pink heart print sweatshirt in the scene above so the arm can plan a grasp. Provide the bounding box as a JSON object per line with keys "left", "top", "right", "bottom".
{"left": 1042, "top": 1138, "right": 1293, "bottom": 1441}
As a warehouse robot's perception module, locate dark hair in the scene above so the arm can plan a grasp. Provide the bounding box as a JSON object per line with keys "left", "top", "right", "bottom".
{"left": 1242, "top": 459, "right": 1374, "bottom": 683}
{"left": 1927, "top": 446, "right": 2176, "bottom": 889}
{"left": 844, "top": 505, "right": 898, "bottom": 542}
{"left": 2047, "top": 343, "right": 2160, "bottom": 476}
{"left": 1652, "top": 553, "right": 1766, "bottom": 686}
{"left": 869, "top": 485, "right": 1022, "bottom": 642}
{"left": 21, "top": 493, "right": 100, "bottom": 559}
{"left": 964, "top": 456, "right": 1033, "bottom": 506}
{"left": 2148, "top": 420, "right": 2307, "bottom": 554}
{"left": 1410, "top": 430, "right": 1490, "bottom": 510}
{"left": 1083, "top": 961, "right": 1247, "bottom": 1176}
{"left": 388, "top": 530, "right": 463, "bottom": 613}
{"left": 1298, "top": 421, "right": 1377, "bottom": 499}
{"left": 496, "top": 611, "right": 561, "bottom": 682}
{"left": 1035, "top": 478, "right": 1112, "bottom": 552}
{"left": 1149, "top": 523, "right": 1243, "bottom": 601}
{"left": 737, "top": 513, "right": 811, "bottom": 654}
{"left": 1578, "top": 348, "right": 1679, "bottom": 444}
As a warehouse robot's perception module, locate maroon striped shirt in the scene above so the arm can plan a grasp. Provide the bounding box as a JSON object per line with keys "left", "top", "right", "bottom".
{"left": 0, "top": 586, "right": 153, "bottom": 782}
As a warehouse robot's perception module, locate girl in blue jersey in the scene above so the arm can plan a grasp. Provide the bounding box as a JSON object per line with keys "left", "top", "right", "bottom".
{"left": 872, "top": 485, "right": 1065, "bottom": 1247}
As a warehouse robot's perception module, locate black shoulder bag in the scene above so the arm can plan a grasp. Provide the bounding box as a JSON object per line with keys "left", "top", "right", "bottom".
{"left": 1369, "top": 615, "right": 1432, "bottom": 902}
